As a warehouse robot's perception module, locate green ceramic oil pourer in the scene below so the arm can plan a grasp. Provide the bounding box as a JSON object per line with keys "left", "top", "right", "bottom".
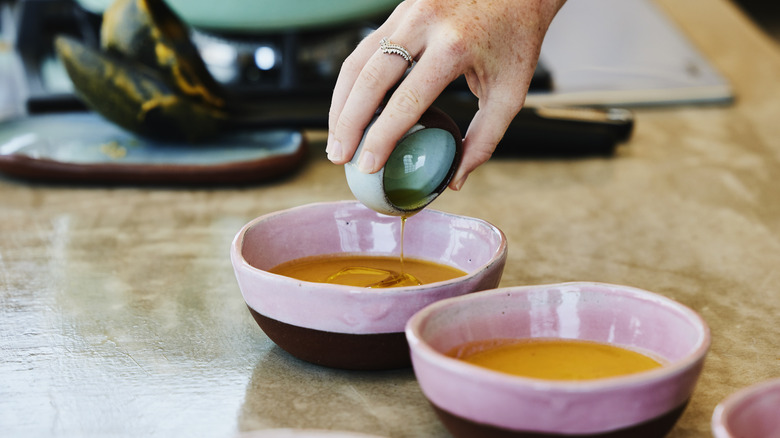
{"left": 345, "top": 107, "right": 463, "bottom": 216}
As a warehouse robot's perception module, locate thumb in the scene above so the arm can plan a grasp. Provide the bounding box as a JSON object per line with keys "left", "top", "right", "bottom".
{"left": 449, "top": 98, "right": 521, "bottom": 190}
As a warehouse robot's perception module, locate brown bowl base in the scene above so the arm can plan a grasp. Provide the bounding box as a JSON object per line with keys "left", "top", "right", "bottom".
{"left": 248, "top": 306, "right": 411, "bottom": 370}
{"left": 431, "top": 400, "right": 688, "bottom": 438}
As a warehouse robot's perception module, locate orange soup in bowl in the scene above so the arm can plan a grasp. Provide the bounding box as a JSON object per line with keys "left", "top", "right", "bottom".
{"left": 448, "top": 338, "right": 663, "bottom": 380}
{"left": 270, "top": 254, "right": 466, "bottom": 288}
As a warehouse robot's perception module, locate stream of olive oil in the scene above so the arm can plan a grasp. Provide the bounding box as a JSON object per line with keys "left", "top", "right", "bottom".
{"left": 270, "top": 216, "right": 465, "bottom": 288}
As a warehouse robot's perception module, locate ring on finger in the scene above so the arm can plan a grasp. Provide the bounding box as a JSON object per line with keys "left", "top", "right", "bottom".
{"left": 379, "top": 37, "right": 414, "bottom": 66}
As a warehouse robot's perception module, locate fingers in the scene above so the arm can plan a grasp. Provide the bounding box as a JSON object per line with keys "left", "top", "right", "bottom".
{"left": 327, "top": 3, "right": 410, "bottom": 127}
{"left": 327, "top": 38, "right": 373, "bottom": 140}
{"left": 328, "top": 37, "right": 462, "bottom": 174}
{"left": 327, "top": 2, "right": 416, "bottom": 165}
{"left": 327, "top": 46, "right": 414, "bottom": 166}
{"left": 356, "top": 54, "right": 461, "bottom": 173}
{"left": 327, "top": 35, "right": 387, "bottom": 164}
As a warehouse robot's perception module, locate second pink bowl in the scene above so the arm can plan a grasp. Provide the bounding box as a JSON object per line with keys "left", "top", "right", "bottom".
{"left": 712, "top": 377, "right": 780, "bottom": 438}
{"left": 406, "top": 282, "right": 711, "bottom": 437}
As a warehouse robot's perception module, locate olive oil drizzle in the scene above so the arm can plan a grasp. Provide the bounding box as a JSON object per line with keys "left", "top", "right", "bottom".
{"left": 400, "top": 215, "right": 407, "bottom": 267}
{"left": 323, "top": 215, "right": 422, "bottom": 288}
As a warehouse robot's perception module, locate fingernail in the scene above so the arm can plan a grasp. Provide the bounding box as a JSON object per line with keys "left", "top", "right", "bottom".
{"left": 357, "top": 150, "right": 375, "bottom": 173}
{"left": 327, "top": 138, "right": 342, "bottom": 162}
{"left": 450, "top": 173, "right": 467, "bottom": 191}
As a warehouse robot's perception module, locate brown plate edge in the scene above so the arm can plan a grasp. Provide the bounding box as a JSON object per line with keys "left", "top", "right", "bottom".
{"left": 0, "top": 132, "right": 308, "bottom": 186}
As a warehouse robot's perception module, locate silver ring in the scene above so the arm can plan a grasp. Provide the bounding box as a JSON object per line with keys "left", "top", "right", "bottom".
{"left": 380, "top": 37, "right": 413, "bottom": 65}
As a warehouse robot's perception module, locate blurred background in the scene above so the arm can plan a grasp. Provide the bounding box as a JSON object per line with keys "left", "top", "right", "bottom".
{"left": 737, "top": 0, "right": 780, "bottom": 41}
{"left": 0, "top": 0, "right": 777, "bottom": 155}
{"left": 2, "top": 0, "right": 777, "bottom": 120}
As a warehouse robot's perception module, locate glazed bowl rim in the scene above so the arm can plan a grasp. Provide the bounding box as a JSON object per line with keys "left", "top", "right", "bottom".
{"left": 405, "top": 281, "right": 711, "bottom": 392}
{"left": 231, "top": 200, "right": 508, "bottom": 298}
{"left": 711, "top": 377, "right": 780, "bottom": 438}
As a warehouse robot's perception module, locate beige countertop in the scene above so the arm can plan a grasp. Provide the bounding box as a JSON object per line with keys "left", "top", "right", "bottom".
{"left": 2, "top": 0, "right": 780, "bottom": 436}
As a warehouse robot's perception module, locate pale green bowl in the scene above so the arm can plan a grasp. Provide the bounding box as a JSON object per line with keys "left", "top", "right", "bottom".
{"left": 345, "top": 107, "right": 462, "bottom": 216}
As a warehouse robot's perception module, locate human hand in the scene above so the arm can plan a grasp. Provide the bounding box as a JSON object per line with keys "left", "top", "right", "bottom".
{"left": 327, "top": 0, "right": 566, "bottom": 190}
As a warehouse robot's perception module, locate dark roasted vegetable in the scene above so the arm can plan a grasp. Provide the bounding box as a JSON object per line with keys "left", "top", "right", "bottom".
{"left": 56, "top": 35, "right": 225, "bottom": 142}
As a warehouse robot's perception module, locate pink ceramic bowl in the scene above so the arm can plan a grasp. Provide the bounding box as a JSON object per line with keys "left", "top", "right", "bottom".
{"left": 405, "top": 282, "right": 710, "bottom": 437}
{"left": 711, "top": 377, "right": 780, "bottom": 438}
{"left": 231, "top": 201, "right": 507, "bottom": 370}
